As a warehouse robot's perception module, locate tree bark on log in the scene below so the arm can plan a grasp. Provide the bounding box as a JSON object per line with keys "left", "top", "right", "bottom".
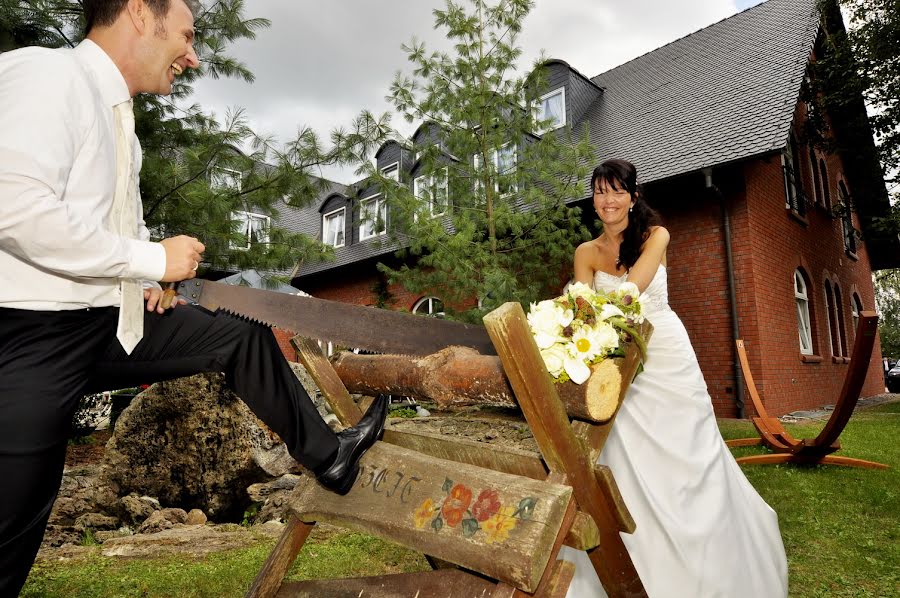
{"left": 330, "top": 346, "right": 630, "bottom": 423}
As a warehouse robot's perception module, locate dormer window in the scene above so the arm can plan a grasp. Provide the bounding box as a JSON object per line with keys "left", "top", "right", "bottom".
{"left": 381, "top": 162, "right": 400, "bottom": 182}
{"left": 211, "top": 166, "right": 242, "bottom": 192}
{"left": 359, "top": 194, "right": 387, "bottom": 240}
{"left": 323, "top": 207, "right": 346, "bottom": 247}
{"left": 536, "top": 87, "right": 566, "bottom": 131}
{"left": 414, "top": 167, "right": 448, "bottom": 217}
{"left": 474, "top": 143, "right": 518, "bottom": 197}
{"left": 230, "top": 211, "right": 269, "bottom": 250}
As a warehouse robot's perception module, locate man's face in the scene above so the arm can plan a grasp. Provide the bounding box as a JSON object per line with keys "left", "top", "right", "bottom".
{"left": 139, "top": 0, "right": 198, "bottom": 95}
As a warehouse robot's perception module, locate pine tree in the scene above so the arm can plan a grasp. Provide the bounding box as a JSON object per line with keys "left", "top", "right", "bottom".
{"left": 355, "top": 0, "right": 594, "bottom": 322}
{"left": 0, "top": 0, "right": 387, "bottom": 276}
{"left": 809, "top": 0, "right": 900, "bottom": 355}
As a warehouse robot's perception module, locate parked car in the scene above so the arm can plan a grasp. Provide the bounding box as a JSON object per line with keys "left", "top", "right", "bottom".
{"left": 887, "top": 364, "right": 900, "bottom": 393}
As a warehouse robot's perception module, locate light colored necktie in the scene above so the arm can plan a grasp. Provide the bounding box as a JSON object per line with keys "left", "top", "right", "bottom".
{"left": 112, "top": 99, "right": 144, "bottom": 354}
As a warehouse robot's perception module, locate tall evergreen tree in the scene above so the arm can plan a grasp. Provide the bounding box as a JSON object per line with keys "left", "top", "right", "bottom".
{"left": 358, "top": 0, "right": 594, "bottom": 322}
{"left": 809, "top": 0, "right": 900, "bottom": 354}
{"left": 0, "top": 0, "right": 387, "bottom": 275}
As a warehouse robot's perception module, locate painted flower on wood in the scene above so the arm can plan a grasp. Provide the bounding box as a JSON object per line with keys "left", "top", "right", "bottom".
{"left": 483, "top": 506, "right": 518, "bottom": 544}
{"left": 471, "top": 489, "right": 501, "bottom": 522}
{"left": 441, "top": 483, "right": 473, "bottom": 527}
{"left": 414, "top": 479, "right": 537, "bottom": 543}
{"left": 413, "top": 498, "right": 437, "bottom": 529}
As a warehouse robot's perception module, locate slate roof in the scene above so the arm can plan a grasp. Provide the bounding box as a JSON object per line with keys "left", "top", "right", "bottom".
{"left": 585, "top": 0, "right": 819, "bottom": 186}
{"left": 288, "top": 0, "right": 821, "bottom": 278}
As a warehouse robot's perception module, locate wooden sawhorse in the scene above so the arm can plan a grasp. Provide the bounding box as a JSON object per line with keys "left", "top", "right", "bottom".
{"left": 246, "top": 302, "right": 652, "bottom": 597}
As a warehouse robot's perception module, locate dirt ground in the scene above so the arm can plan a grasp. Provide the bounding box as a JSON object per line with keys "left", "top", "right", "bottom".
{"left": 65, "top": 429, "right": 111, "bottom": 466}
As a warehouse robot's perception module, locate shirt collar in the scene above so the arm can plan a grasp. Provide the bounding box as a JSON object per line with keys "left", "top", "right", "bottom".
{"left": 73, "top": 39, "right": 131, "bottom": 107}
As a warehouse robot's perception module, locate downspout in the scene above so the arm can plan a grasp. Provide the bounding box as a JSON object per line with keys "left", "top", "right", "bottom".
{"left": 703, "top": 168, "right": 745, "bottom": 418}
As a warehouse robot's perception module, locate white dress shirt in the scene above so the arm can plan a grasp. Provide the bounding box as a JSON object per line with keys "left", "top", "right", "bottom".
{"left": 0, "top": 40, "right": 166, "bottom": 311}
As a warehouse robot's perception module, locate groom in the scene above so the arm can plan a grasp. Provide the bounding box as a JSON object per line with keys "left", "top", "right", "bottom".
{"left": 0, "top": 0, "right": 386, "bottom": 594}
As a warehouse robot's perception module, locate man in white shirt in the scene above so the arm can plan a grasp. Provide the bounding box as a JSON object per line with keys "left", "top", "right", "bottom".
{"left": 0, "top": 1, "right": 386, "bottom": 593}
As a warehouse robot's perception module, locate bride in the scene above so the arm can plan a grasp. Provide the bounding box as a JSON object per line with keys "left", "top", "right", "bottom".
{"left": 558, "top": 159, "right": 788, "bottom": 597}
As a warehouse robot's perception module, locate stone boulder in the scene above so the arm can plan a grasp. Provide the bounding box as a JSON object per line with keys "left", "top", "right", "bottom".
{"left": 102, "top": 373, "right": 288, "bottom": 521}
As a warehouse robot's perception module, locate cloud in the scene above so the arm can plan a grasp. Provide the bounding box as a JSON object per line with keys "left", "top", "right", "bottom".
{"left": 190, "top": 0, "right": 744, "bottom": 183}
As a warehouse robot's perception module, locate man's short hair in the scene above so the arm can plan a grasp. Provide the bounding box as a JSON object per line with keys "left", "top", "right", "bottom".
{"left": 84, "top": 0, "right": 201, "bottom": 34}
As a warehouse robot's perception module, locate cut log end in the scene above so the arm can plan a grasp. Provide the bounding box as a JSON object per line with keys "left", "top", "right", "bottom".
{"left": 583, "top": 359, "right": 623, "bottom": 422}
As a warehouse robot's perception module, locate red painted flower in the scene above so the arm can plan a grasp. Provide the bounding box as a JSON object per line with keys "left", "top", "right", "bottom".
{"left": 441, "top": 484, "right": 473, "bottom": 527}
{"left": 471, "top": 489, "right": 502, "bottom": 522}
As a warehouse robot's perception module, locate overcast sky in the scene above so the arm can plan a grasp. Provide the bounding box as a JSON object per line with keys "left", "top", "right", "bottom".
{"left": 190, "top": 0, "right": 765, "bottom": 183}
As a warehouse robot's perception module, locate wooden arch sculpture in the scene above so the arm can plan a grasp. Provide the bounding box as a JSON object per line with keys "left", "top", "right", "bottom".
{"left": 725, "top": 311, "right": 888, "bottom": 470}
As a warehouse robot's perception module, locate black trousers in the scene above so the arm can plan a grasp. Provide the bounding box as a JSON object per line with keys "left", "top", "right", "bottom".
{"left": 0, "top": 305, "right": 339, "bottom": 596}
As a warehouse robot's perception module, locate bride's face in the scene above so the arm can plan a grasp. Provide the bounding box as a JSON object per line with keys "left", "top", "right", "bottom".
{"left": 593, "top": 179, "right": 633, "bottom": 227}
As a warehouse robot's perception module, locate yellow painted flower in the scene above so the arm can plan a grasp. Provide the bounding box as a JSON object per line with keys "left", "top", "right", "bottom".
{"left": 414, "top": 498, "right": 436, "bottom": 529}
{"left": 483, "top": 506, "right": 518, "bottom": 544}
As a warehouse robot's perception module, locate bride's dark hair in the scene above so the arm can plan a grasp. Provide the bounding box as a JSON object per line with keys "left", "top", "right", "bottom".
{"left": 591, "top": 159, "right": 661, "bottom": 270}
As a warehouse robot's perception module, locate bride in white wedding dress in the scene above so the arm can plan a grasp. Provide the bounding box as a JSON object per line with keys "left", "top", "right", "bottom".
{"left": 558, "top": 159, "right": 788, "bottom": 597}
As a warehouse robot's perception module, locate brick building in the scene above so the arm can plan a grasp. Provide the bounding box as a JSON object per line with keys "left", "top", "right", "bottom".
{"left": 280, "top": 0, "right": 898, "bottom": 417}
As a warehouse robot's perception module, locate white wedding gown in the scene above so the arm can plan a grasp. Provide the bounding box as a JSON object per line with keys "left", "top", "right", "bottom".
{"left": 558, "top": 265, "right": 788, "bottom": 597}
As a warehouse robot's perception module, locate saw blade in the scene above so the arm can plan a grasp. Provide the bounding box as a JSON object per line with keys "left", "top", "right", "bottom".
{"left": 177, "top": 279, "right": 496, "bottom": 356}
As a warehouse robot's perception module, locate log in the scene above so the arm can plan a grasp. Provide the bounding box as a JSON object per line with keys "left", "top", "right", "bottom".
{"left": 288, "top": 441, "right": 574, "bottom": 593}
{"left": 331, "top": 345, "right": 636, "bottom": 424}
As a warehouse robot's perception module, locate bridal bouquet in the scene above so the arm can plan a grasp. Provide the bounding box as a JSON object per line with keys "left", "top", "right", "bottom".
{"left": 527, "top": 281, "right": 647, "bottom": 385}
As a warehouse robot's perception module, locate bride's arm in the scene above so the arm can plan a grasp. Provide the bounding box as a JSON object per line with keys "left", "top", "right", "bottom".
{"left": 627, "top": 226, "right": 670, "bottom": 292}
{"left": 573, "top": 242, "right": 596, "bottom": 285}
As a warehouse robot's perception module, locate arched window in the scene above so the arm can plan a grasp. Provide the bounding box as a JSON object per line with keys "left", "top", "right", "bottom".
{"left": 834, "top": 284, "right": 848, "bottom": 356}
{"left": 824, "top": 281, "right": 839, "bottom": 356}
{"left": 795, "top": 270, "right": 813, "bottom": 355}
{"left": 838, "top": 180, "right": 857, "bottom": 255}
{"left": 850, "top": 293, "right": 863, "bottom": 340}
{"left": 819, "top": 159, "right": 831, "bottom": 208}
{"left": 809, "top": 148, "right": 822, "bottom": 206}
{"left": 412, "top": 296, "right": 445, "bottom": 318}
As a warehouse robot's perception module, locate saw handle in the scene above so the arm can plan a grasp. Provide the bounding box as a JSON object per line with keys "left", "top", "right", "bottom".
{"left": 160, "top": 282, "right": 178, "bottom": 309}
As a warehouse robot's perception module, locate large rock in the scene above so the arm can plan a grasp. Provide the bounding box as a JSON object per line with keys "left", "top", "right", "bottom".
{"left": 102, "top": 373, "right": 288, "bottom": 521}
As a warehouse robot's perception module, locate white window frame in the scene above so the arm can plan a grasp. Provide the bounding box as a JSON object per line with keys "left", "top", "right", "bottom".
{"left": 413, "top": 167, "right": 449, "bottom": 218}
{"left": 795, "top": 270, "right": 813, "bottom": 355}
{"left": 850, "top": 293, "right": 862, "bottom": 338}
{"left": 359, "top": 193, "right": 387, "bottom": 240}
{"left": 535, "top": 87, "right": 566, "bottom": 132}
{"left": 212, "top": 166, "right": 242, "bottom": 192}
{"left": 781, "top": 136, "right": 804, "bottom": 215}
{"left": 230, "top": 210, "right": 270, "bottom": 250}
{"left": 474, "top": 142, "right": 518, "bottom": 197}
{"left": 322, "top": 207, "right": 346, "bottom": 248}
{"left": 381, "top": 162, "right": 400, "bottom": 183}
{"left": 412, "top": 296, "right": 445, "bottom": 318}
{"left": 824, "top": 281, "right": 838, "bottom": 357}
{"left": 809, "top": 148, "right": 822, "bottom": 206}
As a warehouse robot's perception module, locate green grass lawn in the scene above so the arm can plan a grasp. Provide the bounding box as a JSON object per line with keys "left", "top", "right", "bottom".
{"left": 22, "top": 401, "right": 899, "bottom": 598}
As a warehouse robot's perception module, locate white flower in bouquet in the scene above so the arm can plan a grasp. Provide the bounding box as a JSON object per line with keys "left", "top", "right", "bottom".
{"left": 599, "top": 303, "right": 625, "bottom": 321}
{"left": 616, "top": 281, "right": 645, "bottom": 323}
{"left": 540, "top": 343, "right": 569, "bottom": 378}
{"left": 570, "top": 325, "right": 614, "bottom": 362}
{"left": 528, "top": 279, "right": 648, "bottom": 385}
{"left": 563, "top": 353, "right": 592, "bottom": 384}
{"left": 566, "top": 281, "right": 597, "bottom": 302}
{"left": 527, "top": 299, "right": 574, "bottom": 349}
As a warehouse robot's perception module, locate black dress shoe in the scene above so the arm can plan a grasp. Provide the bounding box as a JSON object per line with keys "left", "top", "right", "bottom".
{"left": 315, "top": 394, "right": 389, "bottom": 495}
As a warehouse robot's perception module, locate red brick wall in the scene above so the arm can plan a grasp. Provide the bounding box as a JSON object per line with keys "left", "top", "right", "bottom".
{"left": 738, "top": 157, "right": 883, "bottom": 415}
{"left": 652, "top": 175, "right": 746, "bottom": 417}
{"left": 272, "top": 328, "right": 297, "bottom": 362}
